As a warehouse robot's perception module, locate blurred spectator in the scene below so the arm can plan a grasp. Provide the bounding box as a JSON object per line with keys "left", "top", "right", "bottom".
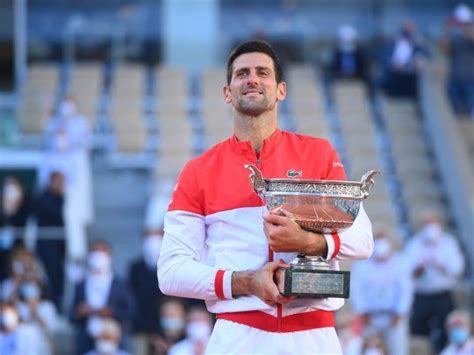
{"left": 440, "top": 3, "right": 474, "bottom": 122}
{"left": 45, "top": 96, "right": 91, "bottom": 152}
{"left": 441, "top": 309, "right": 474, "bottom": 355}
{"left": 1, "top": 246, "right": 47, "bottom": 303}
{"left": 379, "top": 19, "right": 428, "bottom": 98}
{"left": 405, "top": 211, "right": 465, "bottom": 353}
{"left": 85, "top": 317, "right": 131, "bottom": 355}
{"left": 71, "top": 240, "right": 135, "bottom": 355}
{"left": 360, "top": 334, "right": 386, "bottom": 355}
{"left": 168, "top": 307, "right": 213, "bottom": 355}
{"left": 128, "top": 230, "right": 165, "bottom": 355}
{"left": 34, "top": 171, "right": 66, "bottom": 308}
{"left": 0, "top": 303, "right": 31, "bottom": 354}
{"left": 0, "top": 176, "right": 30, "bottom": 228}
{"left": 150, "top": 299, "right": 186, "bottom": 355}
{"left": 351, "top": 229, "right": 413, "bottom": 355}
{"left": 336, "top": 313, "right": 363, "bottom": 355}
{"left": 16, "top": 280, "right": 59, "bottom": 354}
{"left": 0, "top": 176, "right": 31, "bottom": 276}
{"left": 34, "top": 171, "right": 65, "bottom": 227}
{"left": 329, "top": 25, "right": 370, "bottom": 84}
{"left": 41, "top": 96, "right": 94, "bottom": 263}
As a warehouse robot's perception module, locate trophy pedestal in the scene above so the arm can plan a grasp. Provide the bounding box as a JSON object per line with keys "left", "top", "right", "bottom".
{"left": 276, "top": 255, "right": 350, "bottom": 298}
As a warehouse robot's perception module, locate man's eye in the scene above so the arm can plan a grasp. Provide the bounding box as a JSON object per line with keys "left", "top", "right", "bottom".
{"left": 237, "top": 71, "right": 246, "bottom": 77}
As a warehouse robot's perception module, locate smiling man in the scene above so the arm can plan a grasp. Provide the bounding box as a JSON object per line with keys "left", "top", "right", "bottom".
{"left": 158, "top": 41, "right": 374, "bottom": 354}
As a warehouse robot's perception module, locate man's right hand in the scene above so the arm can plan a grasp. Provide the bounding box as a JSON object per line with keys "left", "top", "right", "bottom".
{"left": 231, "top": 260, "right": 293, "bottom": 306}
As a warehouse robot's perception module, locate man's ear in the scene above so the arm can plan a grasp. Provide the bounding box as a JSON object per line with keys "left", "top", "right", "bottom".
{"left": 223, "top": 85, "right": 232, "bottom": 104}
{"left": 276, "top": 81, "right": 287, "bottom": 101}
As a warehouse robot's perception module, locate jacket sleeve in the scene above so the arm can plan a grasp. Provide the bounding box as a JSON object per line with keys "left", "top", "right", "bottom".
{"left": 157, "top": 161, "right": 233, "bottom": 301}
{"left": 322, "top": 143, "right": 374, "bottom": 261}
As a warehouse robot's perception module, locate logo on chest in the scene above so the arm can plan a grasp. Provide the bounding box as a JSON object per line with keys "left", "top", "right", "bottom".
{"left": 286, "top": 169, "right": 302, "bottom": 178}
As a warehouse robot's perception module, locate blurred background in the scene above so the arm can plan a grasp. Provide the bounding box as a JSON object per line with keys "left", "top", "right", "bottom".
{"left": 0, "top": 0, "right": 472, "bottom": 354}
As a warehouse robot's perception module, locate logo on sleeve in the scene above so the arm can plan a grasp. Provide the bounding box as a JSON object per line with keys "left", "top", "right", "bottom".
{"left": 286, "top": 169, "right": 302, "bottom": 178}
{"left": 333, "top": 162, "right": 344, "bottom": 168}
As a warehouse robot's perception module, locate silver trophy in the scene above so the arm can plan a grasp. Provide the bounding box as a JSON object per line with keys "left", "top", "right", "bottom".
{"left": 245, "top": 165, "right": 379, "bottom": 298}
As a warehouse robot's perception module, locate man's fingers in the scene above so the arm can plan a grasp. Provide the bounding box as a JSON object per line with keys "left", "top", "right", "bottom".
{"left": 263, "top": 213, "right": 289, "bottom": 226}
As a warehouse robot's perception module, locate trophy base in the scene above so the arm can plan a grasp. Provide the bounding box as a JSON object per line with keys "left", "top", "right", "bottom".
{"left": 276, "top": 266, "right": 350, "bottom": 298}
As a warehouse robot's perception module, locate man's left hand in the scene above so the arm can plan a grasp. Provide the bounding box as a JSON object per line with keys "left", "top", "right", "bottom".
{"left": 263, "top": 211, "right": 327, "bottom": 256}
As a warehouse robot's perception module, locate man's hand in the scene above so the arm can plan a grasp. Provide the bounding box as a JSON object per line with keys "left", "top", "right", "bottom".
{"left": 232, "top": 260, "right": 293, "bottom": 306}
{"left": 263, "top": 211, "right": 328, "bottom": 257}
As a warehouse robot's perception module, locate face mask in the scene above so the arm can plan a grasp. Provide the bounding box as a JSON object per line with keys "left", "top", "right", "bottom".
{"left": 88, "top": 251, "right": 112, "bottom": 273}
{"left": 96, "top": 339, "right": 118, "bottom": 354}
{"left": 422, "top": 223, "right": 442, "bottom": 242}
{"left": 449, "top": 327, "right": 469, "bottom": 345}
{"left": 87, "top": 316, "right": 104, "bottom": 337}
{"left": 59, "top": 101, "right": 76, "bottom": 117}
{"left": 186, "top": 322, "right": 211, "bottom": 342}
{"left": 12, "top": 260, "right": 25, "bottom": 275}
{"left": 54, "top": 134, "right": 69, "bottom": 152}
{"left": 373, "top": 239, "right": 391, "bottom": 260}
{"left": 161, "top": 317, "right": 185, "bottom": 332}
{"left": 20, "top": 282, "right": 41, "bottom": 301}
{"left": 364, "top": 348, "right": 384, "bottom": 355}
{"left": 143, "top": 236, "right": 162, "bottom": 267}
{"left": 1, "top": 309, "right": 19, "bottom": 331}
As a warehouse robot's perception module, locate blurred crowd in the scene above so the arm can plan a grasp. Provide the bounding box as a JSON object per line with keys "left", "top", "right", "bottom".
{"left": 327, "top": 3, "right": 473, "bottom": 123}
{"left": 1, "top": 3, "right": 472, "bottom": 355}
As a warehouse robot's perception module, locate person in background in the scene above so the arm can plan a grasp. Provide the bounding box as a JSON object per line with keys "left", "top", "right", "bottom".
{"left": 379, "top": 19, "right": 428, "bottom": 98}
{"left": 16, "top": 280, "right": 58, "bottom": 355}
{"left": 0, "top": 246, "right": 47, "bottom": 303}
{"left": 405, "top": 211, "right": 465, "bottom": 353}
{"left": 169, "top": 307, "right": 213, "bottom": 355}
{"left": 330, "top": 24, "right": 370, "bottom": 84}
{"left": 441, "top": 309, "right": 474, "bottom": 355}
{"left": 128, "top": 230, "right": 165, "bottom": 355}
{"left": 440, "top": 3, "right": 474, "bottom": 122}
{"left": 34, "top": 171, "right": 66, "bottom": 308}
{"left": 0, "top": 302, "right": 42, "bottom": 355}
{"left": 71, "top": 240, "right": 135, "bottom": 355}
{"left": 351, "top": 228, "right": 413, "bottom": 355}
{"left": 0, "top": 176, "right": 31, "bottom": 276}
{"left": 85, "top": 317, "right": 131, "bottom": 355}
{"left": 151, "top": 299, "right": 186, "bottom": 355}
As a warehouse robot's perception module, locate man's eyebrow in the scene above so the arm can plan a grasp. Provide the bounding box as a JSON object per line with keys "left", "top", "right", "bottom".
{"left": 234, "top": 66, "right": 272, "bottom": 72}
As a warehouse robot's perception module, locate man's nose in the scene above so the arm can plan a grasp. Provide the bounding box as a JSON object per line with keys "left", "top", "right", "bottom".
{"left": 245, "top": 71, "right": 259, "bottom": 85}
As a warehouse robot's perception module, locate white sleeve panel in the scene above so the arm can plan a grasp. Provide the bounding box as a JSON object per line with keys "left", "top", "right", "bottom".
{"left": 337, "top": 204, "right": 374, "bottom": 260}
{"left": 158, "top": 210, "right": 226, "bottom": 301}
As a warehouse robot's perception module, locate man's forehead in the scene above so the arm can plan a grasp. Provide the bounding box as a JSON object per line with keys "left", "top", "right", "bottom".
{"left": 232, "top": 52, "right": 274, "bottom": 71}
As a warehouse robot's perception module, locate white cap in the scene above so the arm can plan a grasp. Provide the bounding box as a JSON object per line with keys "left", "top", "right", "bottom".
{"left": 454, "top": 4, "right": 472, "bottom": 23}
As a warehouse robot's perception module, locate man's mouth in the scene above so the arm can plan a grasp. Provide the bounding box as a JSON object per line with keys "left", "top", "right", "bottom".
{"left": 242, "top": 89, "right": 263, "bottom": 96}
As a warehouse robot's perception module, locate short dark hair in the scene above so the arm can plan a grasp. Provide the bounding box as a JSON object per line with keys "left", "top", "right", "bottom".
{"left": 226, "top": 40, "right": 283, "bottom": 85}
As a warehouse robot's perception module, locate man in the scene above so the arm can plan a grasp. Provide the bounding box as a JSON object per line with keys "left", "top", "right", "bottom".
{"left": 158, "top": 40, "right": 373, "bottom": 354}
{"left": 71, "top": 241, "right": 134, "bottom": 355}
{"left": 128, "top": 230, "right": 166, "bottom": 355}
{"left": 405, "top": 211, "right": 465, "bottom": 353}
{"left": 351, "top": 229, "right": 413, "bottom": 355}
{"left": 169, "top": 307, "right": 213, "bottom": 355}
{"left": 441, "top": 309, "right": 474, "bottom": 355}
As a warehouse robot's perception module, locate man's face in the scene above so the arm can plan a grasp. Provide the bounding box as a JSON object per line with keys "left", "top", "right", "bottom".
{"left": 224, "top": 52, "right": 286, "bottom": 116}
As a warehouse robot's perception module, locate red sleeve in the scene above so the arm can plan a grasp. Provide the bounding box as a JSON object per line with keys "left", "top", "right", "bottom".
{"left": 168, "top": 160, "right": 204, "bottom": 215}
{"left": 325, "top": 145, "right": 347, "bottom": 181}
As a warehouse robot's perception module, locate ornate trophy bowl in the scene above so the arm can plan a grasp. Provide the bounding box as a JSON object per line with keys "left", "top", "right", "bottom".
{"left": 245, "top": 165, "right": 379, "bottom": 298}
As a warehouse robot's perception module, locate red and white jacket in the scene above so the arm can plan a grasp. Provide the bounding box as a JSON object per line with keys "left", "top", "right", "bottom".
{"left": 158, "top": 129, "right": 373, "bottom": 329}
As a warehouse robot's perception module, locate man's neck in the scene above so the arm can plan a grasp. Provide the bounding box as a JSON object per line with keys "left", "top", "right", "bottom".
{"left": 233, "top": 111, "right": 278, "bottom": 152}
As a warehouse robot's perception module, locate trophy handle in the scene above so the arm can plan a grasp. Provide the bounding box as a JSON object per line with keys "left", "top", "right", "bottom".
{"left": 244, "top": 164, "right": 265, "bottom": 194}
{"left": 360, "top": 170, "right": 380, "bottom": 198}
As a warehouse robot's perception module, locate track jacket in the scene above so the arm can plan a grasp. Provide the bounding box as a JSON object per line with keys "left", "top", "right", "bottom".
{"left": 158, "top": 129, "right": 373, "bottom": 330}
